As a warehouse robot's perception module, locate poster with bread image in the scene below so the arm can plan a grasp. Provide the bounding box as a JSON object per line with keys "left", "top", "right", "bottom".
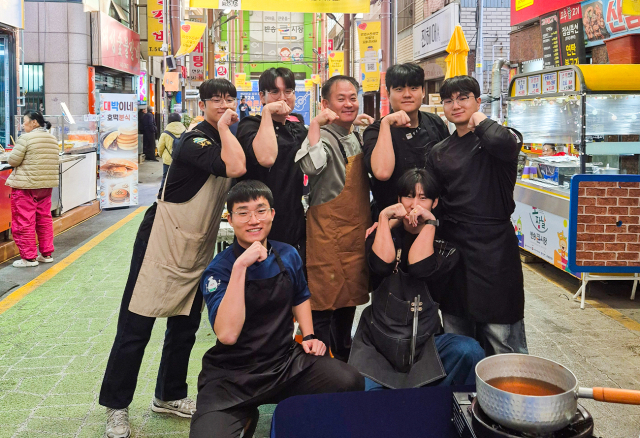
{"left": 99, "top": 93, "right": 139, "bottom": 209}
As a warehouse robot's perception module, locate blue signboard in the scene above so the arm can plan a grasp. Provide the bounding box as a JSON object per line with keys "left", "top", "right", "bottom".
{"left": 236, "top": 80, "right": 311, "bottom": 125}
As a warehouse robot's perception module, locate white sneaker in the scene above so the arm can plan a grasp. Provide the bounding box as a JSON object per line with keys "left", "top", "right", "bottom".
{"left": 151, "top": 396, "right": 196, "bottom": 418}
{"left": 13, "top": 259, "right": 39, "bottom": 268}
{"left": 105, "top": 408, "right": 130, "bottom": 438}
{"left": 37, "top": 254, "right": 54, "bottom": 263}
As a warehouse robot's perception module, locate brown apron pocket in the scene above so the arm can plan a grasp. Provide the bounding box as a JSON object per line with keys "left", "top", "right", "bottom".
{"left": 169, "top": 228, "right": 207, "bottom": 270}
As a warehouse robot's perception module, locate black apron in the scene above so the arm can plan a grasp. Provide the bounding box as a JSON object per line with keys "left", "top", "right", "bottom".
{"left": 438, "top": 216, "right": 524, "bottom": 325}
{"left": 196, "top": 248, "right": 319, "bottom": 414}
{"left": 348, "top": 250, "right": 446, "bottom": 389}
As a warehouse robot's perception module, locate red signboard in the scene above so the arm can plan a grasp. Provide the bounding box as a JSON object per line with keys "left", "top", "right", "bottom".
{"left": 511, "top": 0, "right": 578, "bottom": 25}
{"left": 328, "top": 39, "right": 334, "bottom": 51}
{"left": 95, "top": 12, "right": 141, "bottom": 75}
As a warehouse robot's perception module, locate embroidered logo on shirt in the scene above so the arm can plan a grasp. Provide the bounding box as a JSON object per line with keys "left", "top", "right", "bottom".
{"left": 206, "top": 276, "right": 219, "bottom": 292}
{"left": 193, "top": 137, "right": 212, "bottom": 147}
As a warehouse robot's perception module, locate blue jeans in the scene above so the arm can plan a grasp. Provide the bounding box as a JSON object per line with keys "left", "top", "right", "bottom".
{"left": 364, "top": 333, "right": 485, "bottom": 391}
{"left": 442, "top": 313, "right": 528, "bottom": 356}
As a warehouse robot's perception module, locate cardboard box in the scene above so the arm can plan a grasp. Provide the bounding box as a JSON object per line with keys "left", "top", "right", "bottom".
{"left": 428, "top": 93, "right": 441, "bottom": 106}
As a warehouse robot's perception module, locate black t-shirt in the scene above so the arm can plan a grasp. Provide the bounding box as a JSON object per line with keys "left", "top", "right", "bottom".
{"left": 363, "top": 111, "right": 449, "bottom": 212}
{"left": 238, "top": 104, "right": 250, "bottom": 118}
{"left": 161, "top": 120, "right": 227, "bottom": 203}
{"left": 236, "top": 114, "right": 308, "bottom": 246}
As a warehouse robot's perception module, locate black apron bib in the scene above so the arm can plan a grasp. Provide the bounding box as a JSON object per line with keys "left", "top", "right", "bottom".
{"left": 348, "top": 252, "right": 446, "bottom": 389}
{"left": 196, "top": 248, "right": 318, "bottom": 414}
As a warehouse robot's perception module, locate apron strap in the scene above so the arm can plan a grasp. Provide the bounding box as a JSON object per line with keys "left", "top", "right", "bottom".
{"left": 269, "top": 245, "right": 287, "bottom": 274}
{"left": 320, "top": 127, "right": 349, "bottom": 165}
{"left": 352, "top": 130, "right": 363, "bottom": 147}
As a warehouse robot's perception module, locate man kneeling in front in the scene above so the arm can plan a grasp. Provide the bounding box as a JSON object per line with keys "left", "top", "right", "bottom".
{"left": 190, "top": 180, "right": 364, "bottom": 438}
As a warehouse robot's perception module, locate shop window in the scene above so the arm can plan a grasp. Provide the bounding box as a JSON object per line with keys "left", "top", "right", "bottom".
{"left": 20, "top": 63, "right": 45, "bottom": 113}
{"left": 398, "top": 0, "right": 414, "bottom": 34}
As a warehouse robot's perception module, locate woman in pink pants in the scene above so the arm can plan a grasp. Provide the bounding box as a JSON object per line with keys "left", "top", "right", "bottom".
{"left": 7, "top": 111, "right": 60, "bottom": 267}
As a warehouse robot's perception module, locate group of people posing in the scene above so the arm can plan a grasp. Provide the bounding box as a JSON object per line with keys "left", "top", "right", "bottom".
{"left": 99, "top": 64, "right": 527, "bottom": 438}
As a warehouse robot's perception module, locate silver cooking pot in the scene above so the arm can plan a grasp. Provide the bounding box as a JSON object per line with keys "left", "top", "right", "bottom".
{"left": 475, "top": 354, "right": 640, "bottom": 435}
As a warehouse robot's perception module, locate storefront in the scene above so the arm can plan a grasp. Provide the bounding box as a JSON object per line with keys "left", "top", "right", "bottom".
{"left": 412, "top": 3, "right": 459, "bottom": 98}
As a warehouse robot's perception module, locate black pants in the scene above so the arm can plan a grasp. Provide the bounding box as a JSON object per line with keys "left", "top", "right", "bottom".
{"left": 143, "top": 133, "right": 156, "bottom": 159}
{"left": 312, "top": 307, "right": 356, "bottom": 362}
{"left": 189, "top": 357, "right": 364, "bottom": 438}
{"left": 99, "top": 235, "right": 203, "bottom": 409}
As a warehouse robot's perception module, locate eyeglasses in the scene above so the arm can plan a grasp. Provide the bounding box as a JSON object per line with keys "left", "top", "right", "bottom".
{"left": 231, "top": 208, "right": 273, "bottom": 223}
{"left": 266, "top": 89, "right": 295, "bottom": 97}
{"left": 441, "top": 94, "right": 475, "bottom": 107}
{"left": 204, "top": 97, "right": 237, "bottom": 106}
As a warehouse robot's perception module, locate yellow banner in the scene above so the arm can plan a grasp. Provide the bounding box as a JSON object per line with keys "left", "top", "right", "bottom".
{"left": 304, "top": 79, "right": 314, "bottom": 91}
{"left": 311, "top": 74, "right": 322, "bottom": 85}
{"left": 515, "top": 0, "right": 533, "bottom": 11}
{"left": 147, "top": 0, "right": 164, "bottom": 57}
{"left": 328, "top": 51, "right": 344, "bottom": 77}
{"left": 175, "top": 21, "right": 207, "bottom": 58}
{"left": 357, "top": 21, "right": 381, "bottom": 92}
{"left": 189, "top": 0, "right": 370, "bottom": 13}
{"left": 622, "top": 0, "right": 640, "bottom": 15}
{"left": 235, "top": 73, "right": 252, "bottom": 91}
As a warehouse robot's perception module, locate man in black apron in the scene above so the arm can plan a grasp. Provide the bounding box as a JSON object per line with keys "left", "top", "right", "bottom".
{"left": 426, "top": 75, "right": 527, "bottom": 356}
{"left": 236, "top": 68, "right": 308, "bottom": 260}
{"left": 192, "top": 181, "right": 364, "bottom": 437}
{"left": 349, "top": 168, "right": 484, "bottom": 390}
{"left": 363, "top": 63, "right": 450, "bottom": 216}
{"left": 100, "top": 79, "right": 246, "bottom": 438}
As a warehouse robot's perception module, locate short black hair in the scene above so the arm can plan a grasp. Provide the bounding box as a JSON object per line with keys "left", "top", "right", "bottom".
{"left": 386, "top": 63, "right": 424, "bottom": 90}
{"left": 259, "top": 67, "right": 296, "bottom": 93}
{"left": 199, "top": 78, "right": 237, "bottom": 101}
{"left": 396, "top": 168, "right": 440, "bottom": 201}
{"left": 227, "top": 180, "right": 274, "bottom": 212}
{"left": 543, "top": 143, "right": 556, "bottom": 150}
{"left": 168, "top": 113, "right": 182, "bottom": 123}
{"left": 241, "top": 96, "right": 246, "bottom": 100}
{"left": 24, "top": 110, "right": 51, "bottom": 130}
{"left": 321, "top": 75, "right": 359, "bottom": 100}
{"left": 439, "top": 75, "right": 481, "bottom": 101}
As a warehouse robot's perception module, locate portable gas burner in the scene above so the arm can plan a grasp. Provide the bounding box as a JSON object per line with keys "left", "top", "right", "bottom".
{"left": 452, "top": 392, "right": 597, "bottom": 438}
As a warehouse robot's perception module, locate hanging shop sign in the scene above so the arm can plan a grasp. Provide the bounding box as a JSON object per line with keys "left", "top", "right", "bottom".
{"left": 582, "top": 0, "right": 640, "bottom": 47}
{"left": 511, "top": 0, "right": 577, "bottom": 26}
{"left": 541, "top": 12, "right": 562, "bottom": 68}
{"left": 328, "top": 51, "right": 344, "bottom": 77}
{"left": 189, "top": 39, "right": 205, "bottom": 82}
{"left": 215, "top": 41, "right": 229, "bottom": 80}
{"left": 164, "top": 72, "right": 180, "bottom": 92}
{"left": 137, "top": 71, "right": 148, "bottom": 104}
{"left": 175, "top": 21, "right": 207, "bottom": 58}
{"left": 357, "top": 20, "right": 381, "bottom": 92}
{"left": 413, "top": 3, "right": 459, "bottom": 61}
{"left": 147, "top": 0, "right": 164, "bottom": 57}
{"left": 0, "top": 0, "right": 23, "bottom": 28}
{"left": 559, "top": 4, "right": 587, "bottom": 64}
{"left": 91, "top": 12, "right": 141, "bottom": 75}
{"left": 99, "top": 93, "right": 139, "bottom": 210}
{"left": 189, "top": 0, "right": 369, "bottom": 13}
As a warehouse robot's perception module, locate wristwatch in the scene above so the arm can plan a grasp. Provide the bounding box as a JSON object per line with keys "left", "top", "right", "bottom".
{"left": 425, "top": 219, "right": 439, "bottom": 227}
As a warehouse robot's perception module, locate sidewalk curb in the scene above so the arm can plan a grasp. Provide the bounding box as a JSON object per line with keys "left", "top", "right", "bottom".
{"left": 0, "top": 206, "right": 146, "bottom": 316}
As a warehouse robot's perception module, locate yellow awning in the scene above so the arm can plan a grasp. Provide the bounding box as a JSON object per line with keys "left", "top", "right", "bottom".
{"left": 576, "top": 65, "right": 640, "bottom": 92}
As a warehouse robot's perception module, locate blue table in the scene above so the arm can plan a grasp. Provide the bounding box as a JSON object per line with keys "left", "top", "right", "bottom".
{"left": 272, "top": 385, "right": 475, "bottom": 438}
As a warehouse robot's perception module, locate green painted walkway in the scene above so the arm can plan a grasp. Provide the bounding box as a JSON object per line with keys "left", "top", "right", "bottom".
{"left": 0, "top": 214, "right": 272, "bottom": 438}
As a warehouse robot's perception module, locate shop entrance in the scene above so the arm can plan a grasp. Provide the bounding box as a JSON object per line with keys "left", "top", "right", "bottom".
{"left": 0, "top": 35, "right": 9, "bottom": 148}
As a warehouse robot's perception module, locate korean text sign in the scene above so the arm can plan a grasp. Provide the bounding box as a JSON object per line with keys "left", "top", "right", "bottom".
{"left": 147, "top": 0, "right": 164, "bottom": 57}
{"left": 357, "top": 21, "right": 381, "bottom": 92}
{"left": 189, "top": 0, "right": 369, "bottom": 13}
{"left": 94, "top": 12, "right": 141, "bottom": 75}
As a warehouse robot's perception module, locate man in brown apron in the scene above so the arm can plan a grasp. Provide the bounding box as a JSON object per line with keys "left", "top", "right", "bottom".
{"left": 100, "top": 79, "right": 247, "bottom": 438}
{"left": 294, "top": 76, "right": 374, "bottom": 362}
{"left": 191, "top": 181, "right": 363, "bottom": 437}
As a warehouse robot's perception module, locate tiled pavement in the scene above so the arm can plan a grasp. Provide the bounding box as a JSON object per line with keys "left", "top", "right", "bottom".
{"left": 0, "top": 211, "right": 639, "bottom": 437}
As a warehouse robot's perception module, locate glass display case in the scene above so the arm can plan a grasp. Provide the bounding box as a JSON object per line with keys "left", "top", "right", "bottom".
{"left": 506, "top": 65, "right": 640, "bottom": 277}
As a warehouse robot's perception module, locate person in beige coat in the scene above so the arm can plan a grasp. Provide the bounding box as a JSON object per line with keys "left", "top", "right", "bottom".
{"left": 157, "top": 113, "right": 186, "bottom": 197}
{"left": 7, "top": 111, "right": 59, "bottom": 267}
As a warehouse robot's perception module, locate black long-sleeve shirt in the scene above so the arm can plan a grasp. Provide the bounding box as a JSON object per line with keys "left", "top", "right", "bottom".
{"left": 426, "top": 118, "right": 523, "bottom": 224}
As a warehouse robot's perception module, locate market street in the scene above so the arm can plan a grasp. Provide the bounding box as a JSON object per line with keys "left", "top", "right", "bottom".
{"left": 0, "top": 160, "right": 637, "bottom": 438}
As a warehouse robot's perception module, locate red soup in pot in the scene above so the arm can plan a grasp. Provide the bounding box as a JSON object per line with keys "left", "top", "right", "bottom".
{"left": 486, "top": 377, "right": 566, "bottom": 397}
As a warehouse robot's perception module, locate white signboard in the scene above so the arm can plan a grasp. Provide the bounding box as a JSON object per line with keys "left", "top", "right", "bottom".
{"left": 515, "top": 78, "right": 527, "bottom": 96}
{"left": 559, "top": 70, "right": 575, "bottom": 92}
{"left": 542, "top": 72, "right": 557, "bottom": 94}
{"left": 528, "top": 75, "right": 541, "bottom": 95}
{"left": 413, "top": 3, "right": 459, "bottom": 61}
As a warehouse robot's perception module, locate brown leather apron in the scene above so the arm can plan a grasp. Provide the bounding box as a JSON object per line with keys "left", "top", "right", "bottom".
{"left": 129, "top": 169, "right": 231, "bottom": 317}
{"left": 306, "top": 131, "right": 371, "bottom": 311}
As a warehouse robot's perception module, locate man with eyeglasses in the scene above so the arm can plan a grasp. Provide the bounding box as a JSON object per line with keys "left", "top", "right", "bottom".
{"left": 363, "top": 63, "right": 450, "bottom": 216}
{"left": 192, "top": 180, "right": 363, "bottom": 437}
{"left": 426, "top": 75, "right": 527, "bottom": 357}
{"left": 100, "top": 78, "right": 246, "bottom": 438}
{"left": 236, "top": 67, "right": 308, "bottom": 261}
